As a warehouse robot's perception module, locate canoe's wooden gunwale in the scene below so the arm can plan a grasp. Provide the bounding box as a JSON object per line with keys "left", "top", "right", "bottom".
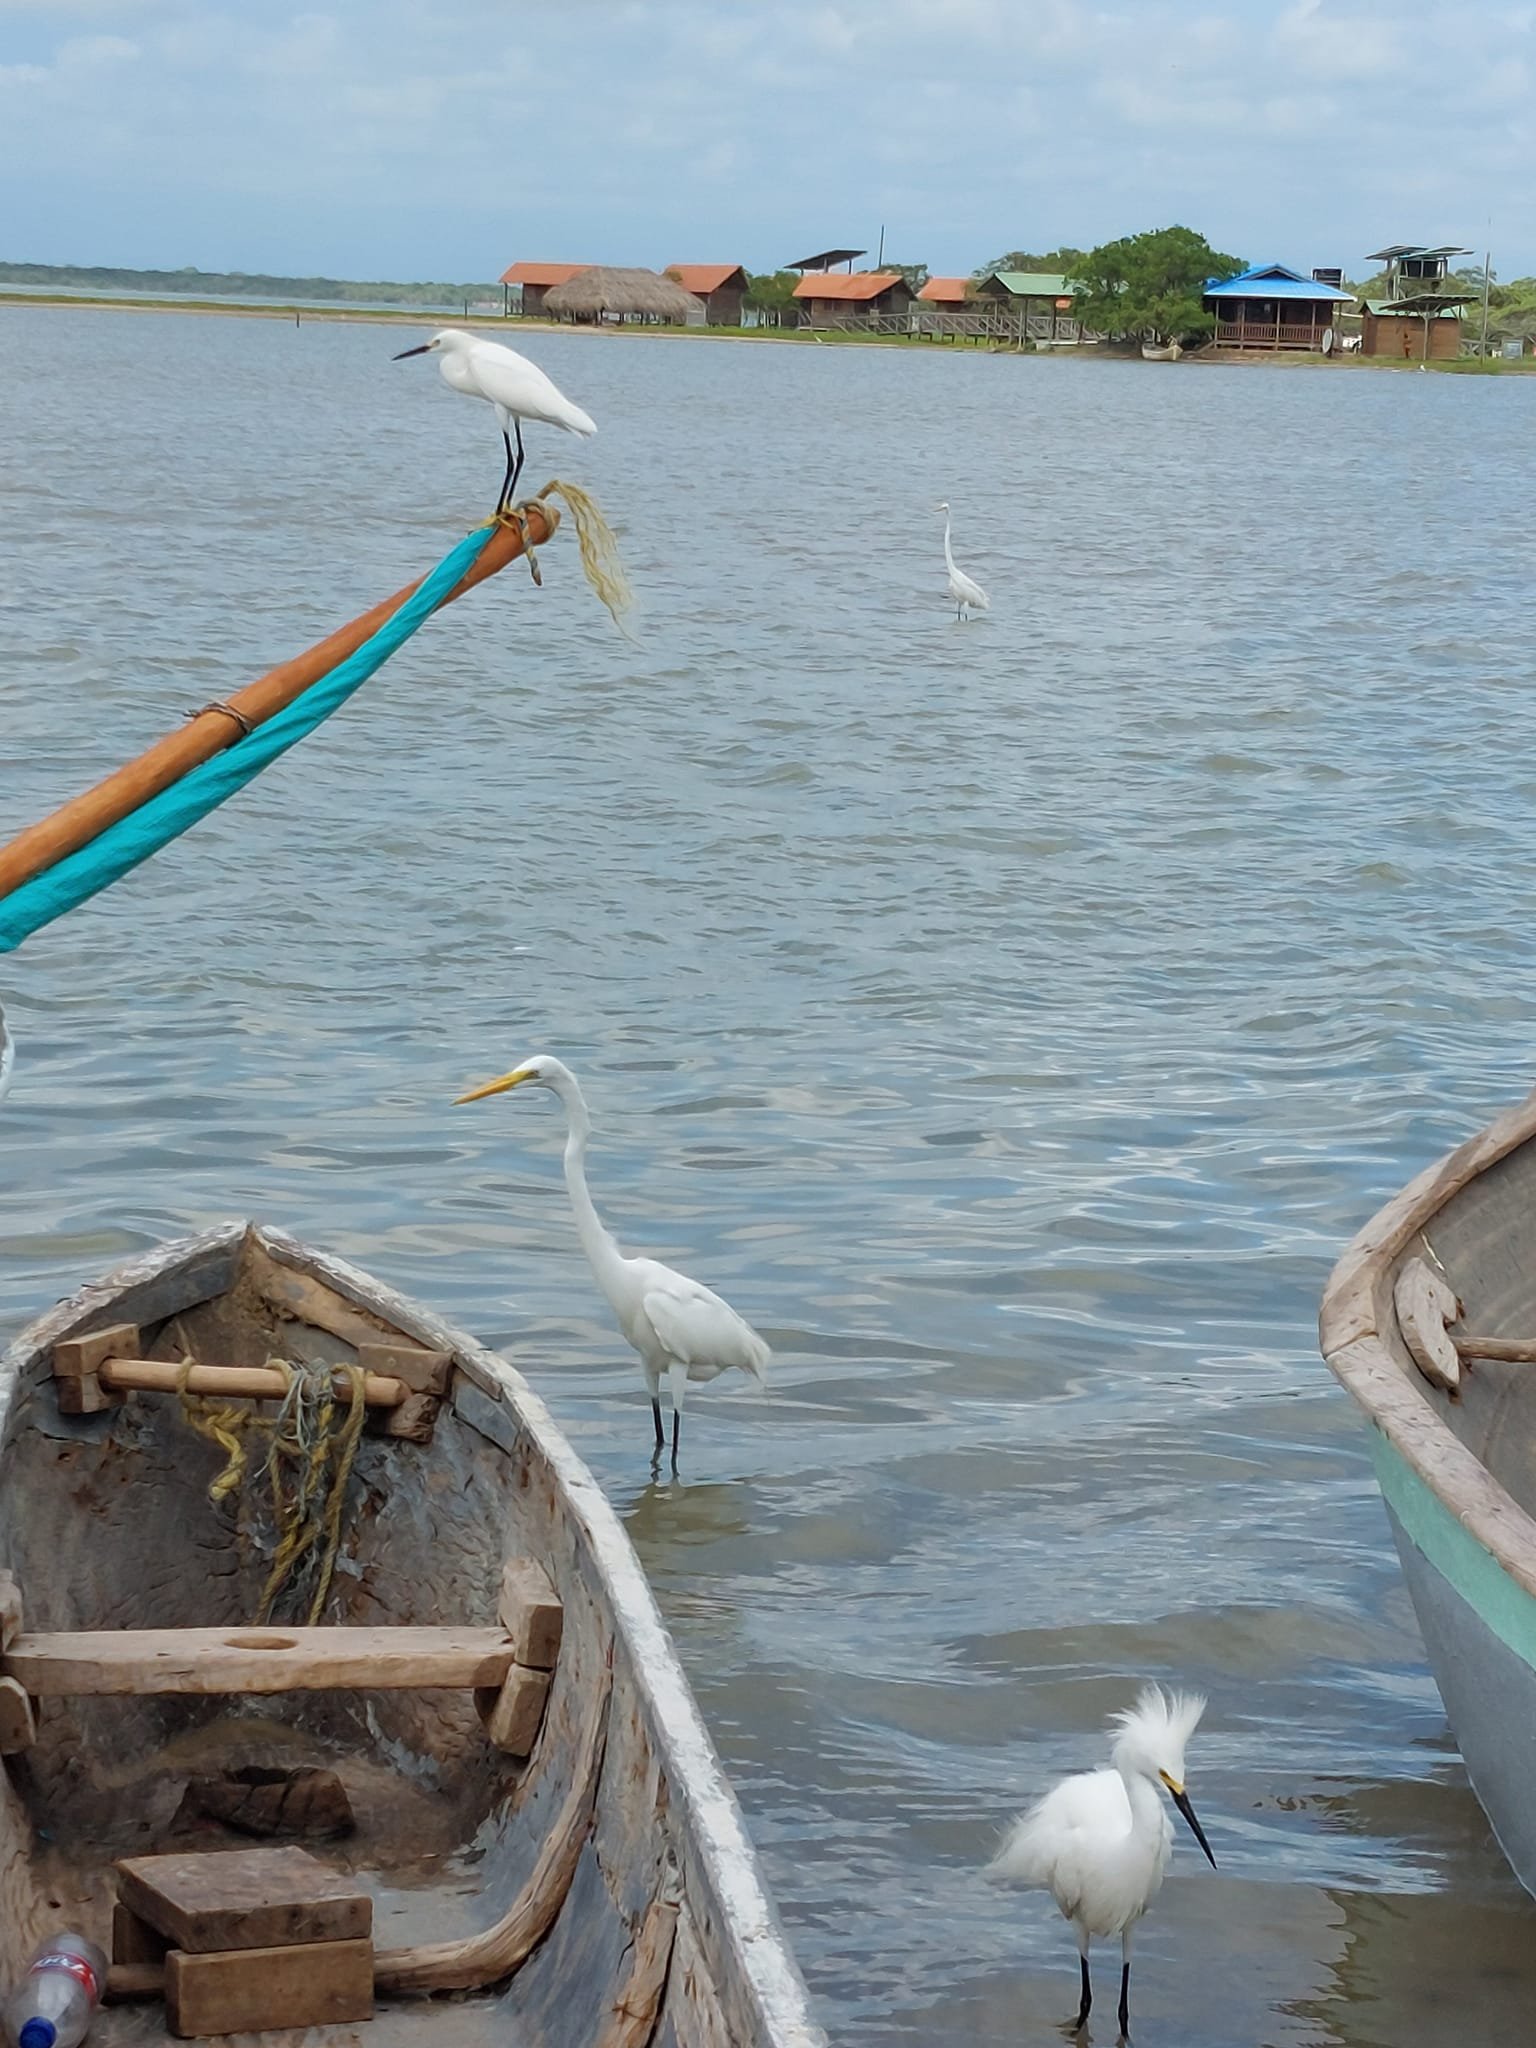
{"left": 0, "top": 1220, "right": 823, "bottom": 2048}
{"left": 1318, "top": 1081, "right": 1536, "bottom": 1606}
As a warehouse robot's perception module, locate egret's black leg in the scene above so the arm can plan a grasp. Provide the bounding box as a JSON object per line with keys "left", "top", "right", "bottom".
{"left": 1074, "top": 1956, "right": 1091, "bottom": 2032}
{"left": 508, "top": 417, "right": 527, "bottom": 505}
{"left": 1117, "top": 1959, "right": 1130, "bottom": 2038}
{"left": 651, "top": 1397, "right": 665, "bottom": 1449}
{"left": 497, "top": 429, "right": 516, "bottom": 512}
{"left": 670, "top": 1406, "right": 682, "bottom": 1471}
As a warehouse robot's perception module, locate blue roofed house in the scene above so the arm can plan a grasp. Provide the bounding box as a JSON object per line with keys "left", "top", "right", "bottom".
{"left": 1204, "top": 262, "right": 1354, "bottom": 351}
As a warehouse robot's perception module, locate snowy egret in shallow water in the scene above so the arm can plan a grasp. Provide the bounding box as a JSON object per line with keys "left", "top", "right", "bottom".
{"left": 393, "top": 329, "right": 596, "bottom": 512}
{"left": 454, "top": 1056, "right": 769, "bottom": 1465}
{"left": 937, "top": 501, "right": 989, "bottom": 620}
{"left": 989, "top": 1685, "right": 1216, "bottom": 2038}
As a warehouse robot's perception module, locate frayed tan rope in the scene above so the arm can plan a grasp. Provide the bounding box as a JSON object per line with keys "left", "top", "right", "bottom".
{"left": 536, "top": 479, "right": 635, "bottom": 636}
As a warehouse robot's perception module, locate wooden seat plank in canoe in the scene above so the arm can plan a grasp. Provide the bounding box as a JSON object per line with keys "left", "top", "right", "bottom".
{"left": 5, "top": 1625, "right": 517, "bottom": 1696}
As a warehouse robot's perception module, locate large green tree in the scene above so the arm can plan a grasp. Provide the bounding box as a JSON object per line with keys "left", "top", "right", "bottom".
{"left": 1068, "top": 226, "right": 1243, "bottom": 344}
{"left": 744, "top": 270, "right": 800, "bottom": 311}
{"left": 973, "top": 248, "right": 1086, "bottom": 279}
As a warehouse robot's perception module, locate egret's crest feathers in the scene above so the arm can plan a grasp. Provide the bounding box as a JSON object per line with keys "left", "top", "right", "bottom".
{"left": 1109, "top": 1684, "right": 1207, "bottom": 1760}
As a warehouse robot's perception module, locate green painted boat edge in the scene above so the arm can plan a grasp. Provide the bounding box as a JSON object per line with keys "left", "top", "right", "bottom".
{"left": 1372, "top": 1432, "right": 1536, "bottom": 1673}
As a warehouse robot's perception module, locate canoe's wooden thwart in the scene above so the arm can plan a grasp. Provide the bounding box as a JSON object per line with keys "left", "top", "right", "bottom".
{"left": 5, "top": 1624, "right": 517, "bottom": 1695}
{"left": 51, "top": 1328, "right": 454, "bottom": 1418}
{"left": 1452, "top": 1331, "right": 1536, "bottom": 1363}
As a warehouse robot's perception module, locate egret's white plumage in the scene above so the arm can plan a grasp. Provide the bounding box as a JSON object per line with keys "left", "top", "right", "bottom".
{"left": 394, "top": 328, "right": 596, "bottom": 511}
{"left": 989, "top": 1685, "right": 1216, "bottom": 2035}
{"left": 937, "top": 500, "right": 989, "bottom": 620}
{"left": 455, "top": 1055, "right": 768, "bottom": 1463}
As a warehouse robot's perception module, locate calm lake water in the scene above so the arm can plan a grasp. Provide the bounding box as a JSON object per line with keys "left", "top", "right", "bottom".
{"left": 4, "top": 306, "right": 1536, "bottom": 2045}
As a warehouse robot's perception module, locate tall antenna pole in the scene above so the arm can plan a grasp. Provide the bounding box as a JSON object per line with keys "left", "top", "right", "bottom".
{"left": 876, "top": 224, "right": 885, "bottom": 269}
{"left": 1480, "top": 227, "right": 1492, "bottom": 357}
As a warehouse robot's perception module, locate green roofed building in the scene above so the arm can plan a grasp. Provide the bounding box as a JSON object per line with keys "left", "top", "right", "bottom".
{"left": 974, "top": 271, "right": 1080, "bottom": 341}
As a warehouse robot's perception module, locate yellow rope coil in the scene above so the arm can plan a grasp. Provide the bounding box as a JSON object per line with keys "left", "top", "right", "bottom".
{"left": 174, "top": 1355, "right": 366, "bottom": 1626}
{"left": 176, "top": 1355, "right": 288, "bottom": 1505}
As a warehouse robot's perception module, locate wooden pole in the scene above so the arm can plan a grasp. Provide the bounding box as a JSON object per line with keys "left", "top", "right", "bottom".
{"left": 0, "top": 504, "right": 558, "bottom": 902}
{"left": 98, "top": 1357, "right": 407, "bottom": 1406}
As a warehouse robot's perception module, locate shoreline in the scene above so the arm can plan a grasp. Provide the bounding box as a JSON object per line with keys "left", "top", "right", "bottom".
{"left": 3, "top": 291, "right": 1531, "bottom": 372}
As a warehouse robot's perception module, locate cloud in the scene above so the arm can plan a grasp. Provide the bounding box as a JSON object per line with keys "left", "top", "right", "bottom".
{"left": 0, "top": 0, "right": 1532, "bottom": 276}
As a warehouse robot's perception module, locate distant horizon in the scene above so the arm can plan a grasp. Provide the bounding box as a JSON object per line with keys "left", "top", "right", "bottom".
{"left": 2, "top": 3, "right": 1530, "bottom": 280}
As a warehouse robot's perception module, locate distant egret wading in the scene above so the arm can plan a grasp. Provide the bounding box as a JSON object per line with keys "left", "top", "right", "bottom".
{"left": 937, "top": 501, "right": 989, "bottom": 621}
{"left": 394, "top": 330, "right": 596, "bottom": 513}
{"left": 455, "top": 1055, "right": 769, "bottom": 1465}
{"left": 989, "top": 1685, "right": 1216, "bottom": 2037}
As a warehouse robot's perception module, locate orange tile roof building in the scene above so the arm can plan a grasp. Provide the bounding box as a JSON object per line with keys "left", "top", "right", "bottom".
{"left": 792, "top": 270, "right": 915, "bottom": 327}
{"left": 918, "top": 277, "right": 971, "bottom": 308}
{"left": 665, "top": 264, "right": 749, "bottom": 325}
{"left": 500, "top": 261, "right": 590, "bottom": 317}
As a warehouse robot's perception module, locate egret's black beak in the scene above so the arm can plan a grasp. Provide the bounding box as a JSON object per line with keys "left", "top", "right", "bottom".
{"left": 393, "top": 343, "right": 430, "bottom": 359}
{"left": 1172, "top": 1789, "right": 1217, "bottom": 1868}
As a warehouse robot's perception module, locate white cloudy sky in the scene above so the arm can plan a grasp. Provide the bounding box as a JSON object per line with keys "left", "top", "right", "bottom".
{"left": 2, "top": 0, "right": 1533, "bottom": 279}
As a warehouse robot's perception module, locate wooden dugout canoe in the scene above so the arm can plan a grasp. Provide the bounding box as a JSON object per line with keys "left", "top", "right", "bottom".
{"left": 0, "top": 1221, "right": 823, "bottom": 2046}
{"left": 1319, "top": 1084, "right": 1536, "bottom": 1897}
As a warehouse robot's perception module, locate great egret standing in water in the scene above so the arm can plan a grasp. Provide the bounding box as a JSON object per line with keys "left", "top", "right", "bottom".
{"left": 394, "top": 330, "right": 596, "bottom": 512}
{"left": 937, "top": 501, "right": 989, "bottom": 621}
{"left": 455, "top": 1055, "right": 769, "bottom": 1464}
{"left": 988, "top": 1685, "right": 1216, "bottom": 2037}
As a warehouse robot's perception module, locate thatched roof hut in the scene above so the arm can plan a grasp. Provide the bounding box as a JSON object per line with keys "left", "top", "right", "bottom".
{"left": 543, "top": 266, "right": 704, "bottom": 326}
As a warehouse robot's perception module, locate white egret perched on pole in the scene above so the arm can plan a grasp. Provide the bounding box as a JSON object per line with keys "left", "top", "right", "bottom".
{"left": 936, "top": 501, "right": 989, "bottom": 621}
{"left": 988, "top": 1684, "right": 1216, "bottom": 2038}
{"left": 454, "top": 1055, "right": 769, "bottom": 1465}
{"left": 394, "top": 330, "right": 596, "bottom": 513}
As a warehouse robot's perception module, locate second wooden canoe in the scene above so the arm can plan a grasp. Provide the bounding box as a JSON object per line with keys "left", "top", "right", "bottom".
{"left": 1320, "top": 1084, "right": 1536, "bottom": 1897}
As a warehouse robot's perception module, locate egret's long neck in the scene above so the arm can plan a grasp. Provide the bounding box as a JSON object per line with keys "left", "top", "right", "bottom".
{"left": 942, "top": 514, "right": 958, "bottom": 576}
{"left": 1117, "top": 1763, "right": 1166, "bottom": 1843}
{"left": 552, "top": 1077, "right": 626, "bottom": 1293}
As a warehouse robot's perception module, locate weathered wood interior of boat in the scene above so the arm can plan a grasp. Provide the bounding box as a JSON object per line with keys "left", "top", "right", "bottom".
{"left": 0, "top": 1223, "right": 822, "bottom": 2047}
{"left": 1320, "top": 1085, "right": 1536, "bottom": 1895}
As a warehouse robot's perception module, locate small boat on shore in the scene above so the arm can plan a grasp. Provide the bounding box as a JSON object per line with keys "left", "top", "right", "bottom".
{"left": 1140, "top": 340, "right": 1183, "bottom": 362}
{"left": 1319, "top": 1085, "right": 1536, "bottom": 1897}
{"left": 0, "top": 1222, "right": 822, "bottom": 2045}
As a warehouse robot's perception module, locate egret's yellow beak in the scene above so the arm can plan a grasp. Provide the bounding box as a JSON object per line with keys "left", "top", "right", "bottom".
{"left": 1158, "top": 1770, "right": 1184, "bottom": 1797}
{"left": 454, "top": 1066, "right": 533, "bottom": 1105}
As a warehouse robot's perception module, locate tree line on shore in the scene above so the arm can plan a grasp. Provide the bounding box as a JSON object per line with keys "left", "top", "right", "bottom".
{"left": 743, "top": 227, "right": 1536, "bottom": 347}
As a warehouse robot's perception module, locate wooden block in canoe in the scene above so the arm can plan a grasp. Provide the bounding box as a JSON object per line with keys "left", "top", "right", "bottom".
{"left": 165, "top": 1937, "right": 374, "bottom": 2035}
{"left": 0, "top": 1569, "right": 21, "bottom": 1650}
{"left": 117, "top": 1844, "right": 371, "bottom": 1953}
{"left": 5, "top": 1624, "right": 516, "bottom": 1695}
{"left": 499, "top": 1557, "right": 563, "bottom": 1669}
{"left": 112, "top": 1903, "right": 169, "bottom": 1966}
{"left": 0, "top": 1675, "right": 36, "bottom": 1754}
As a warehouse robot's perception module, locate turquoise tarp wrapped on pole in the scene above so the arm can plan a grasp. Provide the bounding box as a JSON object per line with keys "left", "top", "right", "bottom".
{"left": 0, "top": 525, "right": 494, "bottom": 955}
